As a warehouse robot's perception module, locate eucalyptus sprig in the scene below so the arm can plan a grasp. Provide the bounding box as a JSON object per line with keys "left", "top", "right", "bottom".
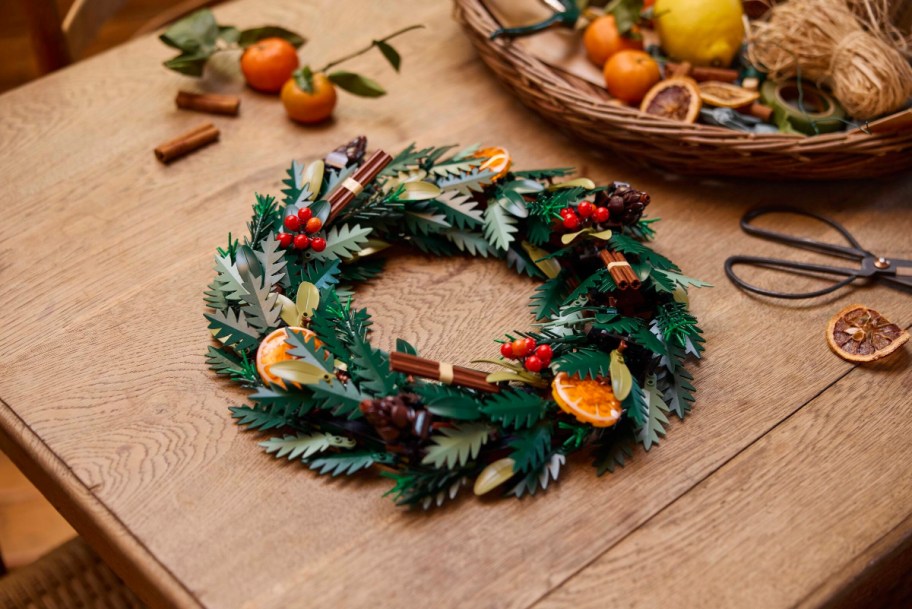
{"left": 160, "top": 8, "right": 305, "bottom": 76}
{"left": 291, "top": 24, "right": 424, "bottom": 97}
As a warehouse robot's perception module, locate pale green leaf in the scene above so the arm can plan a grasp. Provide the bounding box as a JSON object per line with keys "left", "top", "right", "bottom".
{"left": 421, "top": 423, "right": 493, "bottom": 469}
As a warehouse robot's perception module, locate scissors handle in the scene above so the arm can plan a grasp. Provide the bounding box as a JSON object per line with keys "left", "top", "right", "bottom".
{"left": 724, "top": 255, "right": 861, "bottom": 299}
{"left": 741, "top": 206, "right": 870, "bottom": 261}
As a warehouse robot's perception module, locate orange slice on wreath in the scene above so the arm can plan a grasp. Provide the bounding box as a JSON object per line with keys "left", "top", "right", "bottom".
{"left": 551, "top": 372, "right": 622, "bottom": 428}
{"left": 826, "top": 304, "right": 909, "bottom": 363}
{"left": 256, "top": 327, "right": 323, "bottom": 387}
{"left": 474, "top": 146, "right": 512, "bottom": 183}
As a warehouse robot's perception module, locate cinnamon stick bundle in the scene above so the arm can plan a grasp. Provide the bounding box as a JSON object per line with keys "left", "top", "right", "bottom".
{"left": 175, "top": 91, "right": 240, "bottom": 116}
{"left": 326, "top": 149, "right": 393, "bottom": 223}
{"left": 389, "top": 352, "right": 501, "bottom": 394}
{"left": 599, "top": 249, "right": 641, "bottom": 290}
{"left": 154, "top": 122, "right": 219, "bottom": 164}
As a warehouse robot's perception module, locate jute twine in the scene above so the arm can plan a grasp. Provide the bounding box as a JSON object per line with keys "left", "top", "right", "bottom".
{"left": 749, "top": 0, "right": 912, "bottom": 119}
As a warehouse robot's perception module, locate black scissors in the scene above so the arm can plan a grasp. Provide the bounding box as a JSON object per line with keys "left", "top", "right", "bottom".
{"left": 724, "top": 206, "right": 912, "bottom": 299}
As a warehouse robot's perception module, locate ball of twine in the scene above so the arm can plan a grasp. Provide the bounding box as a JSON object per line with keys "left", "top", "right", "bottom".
{"left": 748, "top": 0, "right": 912, "bottom": 120}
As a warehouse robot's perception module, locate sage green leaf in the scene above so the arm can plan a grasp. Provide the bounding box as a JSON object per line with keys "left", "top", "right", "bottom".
{"left": 485, "top": 371, "right": 546, "bottom": 387}
{"left": 310, "top": 224, "right": 372, "bottom": 260}
{"left": 637, "top": 374, "right": 670, "bottom": 451}
{"left": 521, "top": 241, "right": 561, "bottom": 279}
{"left": 296, "top": 282, "right": 320, "bottom": 318}
{"left": 375, "top": 40, "right": 401, "bottom": 71}
{"left": 498, "top": 189, "right": 528, "bottom": 218}
{"left": 328, "top": 71, "right": 386, "bottom": 97}
{"left": 163, "top": 51, "right": 213, "bottom": 76}
{"left": 268, "top": 360, "right": 334, "bottom": 386}
{"left": 421, "top": 423, "right": 493, "bottom": 469}
{"left": 238, "top": 26, "right": 306, "bottom": 48}
{"left": 609, "top": 349, "right": 633, "bottom": 401}
{"left": 561, "top": 228, "right": 592, "bottom": 245}
{"left": 483, "top": 203, "right": 518, "bottom": 251}
{"left": 401, "top": 181, "right": 442, "bottom": 201}
{"left": 590, "top": 229, "right": 613, "bottom": 241}
{"left": 473, "top": 458, "right": 516, "bottom": 495}
{"left": 260, "top": 432, "right": 353, "bottom": 461}
{"left": 159, "top": 9, "right": 218, "bottom": 52}
{"left": 303, "top": 161, "right": 324, "bottom": 201}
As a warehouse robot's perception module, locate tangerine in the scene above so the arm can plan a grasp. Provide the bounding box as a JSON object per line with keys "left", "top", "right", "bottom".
{"left": 583, "top": 15, "right": 643, "bottom": 67}
{"left": 603, "top": 50, "right": 661, "bottom": 105}
{"left": 240, "top": 37, "right": 300, "bottom": 94}
{"left": 551, "top": 372, "right": 623, "bottom": 428}
{"left": 281, "top": 71, "right": 338, "bottom": 124}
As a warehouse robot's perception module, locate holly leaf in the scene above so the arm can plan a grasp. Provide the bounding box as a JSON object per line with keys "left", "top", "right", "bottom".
{"left": 483, "top": 203, "right": 518, "bottom": 251}
{"left": 309, "top": 451, "right": 393, "bottom": 476}
{"left": 414, "top": 384, "right": 481, "bottom": 420}
{"left": 238, "top": 26, "right": 306, "bottom": 48}
{"left": 481, "top": 389, "right": 548, "bottom": 429}
{"left": 206, "top": 308, "right": 259, "bottom": 352}
{"left": 328, "top": 71, "right": 386, "bottom": 97}
{"left": 421, "top": 423, "right": 493, "bottom": 469}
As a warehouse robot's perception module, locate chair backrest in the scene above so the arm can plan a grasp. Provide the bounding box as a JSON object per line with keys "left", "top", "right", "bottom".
{"left": 20, "top": 0, "right": 127, "bottom": 73}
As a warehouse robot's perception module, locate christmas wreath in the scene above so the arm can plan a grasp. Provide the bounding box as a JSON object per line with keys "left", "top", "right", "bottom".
{"left": 205, "top": 136, "right": 708, "bottom": 509}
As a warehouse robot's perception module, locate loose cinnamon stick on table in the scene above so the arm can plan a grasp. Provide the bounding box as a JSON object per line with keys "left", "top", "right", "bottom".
{"left": 326, "top": 149, "right": 393, "bottom": 223}
{"left": 154, "top": 122, "right": 219, "bottom": 164}
{"left": 599, "top": 249, "right": 640, "bottom": 290}
{"left": 389, "top": 352, "right": 501, "bottom": 394}
{"left": 175, "top": 91, "right": 240, "bottom": 116}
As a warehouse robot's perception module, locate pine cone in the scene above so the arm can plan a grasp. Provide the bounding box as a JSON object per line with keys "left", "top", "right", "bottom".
{"left": 359, "top": 393, "right": 431, "bottom": 444}
{"left": 324, "top": 136, "right": 367, "bottom": 169}
{"left": 597, "top": 183, "right": 650, "bottom": 226}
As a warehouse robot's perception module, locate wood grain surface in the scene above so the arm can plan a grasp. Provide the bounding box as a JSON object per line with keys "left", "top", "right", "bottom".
{"left": 0, "top": 1, "right": 910, "bottom": 608}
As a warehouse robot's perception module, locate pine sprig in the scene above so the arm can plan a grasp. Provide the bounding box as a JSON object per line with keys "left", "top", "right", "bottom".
{"left": 481, "top": 389, "right": 549, "bottom": 429}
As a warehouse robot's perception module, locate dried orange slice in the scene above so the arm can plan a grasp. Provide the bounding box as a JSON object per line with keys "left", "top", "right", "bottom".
{"left": 826, "top": 304, "right": 909, "bottom": 363}
{"left": 256, "top": 327, "right": 323, "bottom": 387}
{"left": 474, "top": 146, "right": 512, "bottom": 183}
{"left": 551, "top": 372, "right": 622, "bottom": 428}
{"left": 699, "top": 81, "right": 760, "bottom": 108}
{"left": 640, "top": 77, "right": 702, "bottom": 123}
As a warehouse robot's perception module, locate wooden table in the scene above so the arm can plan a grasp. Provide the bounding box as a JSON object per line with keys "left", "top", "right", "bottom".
{"left": 1, "top": 1, "right": 911, "bottom": 607}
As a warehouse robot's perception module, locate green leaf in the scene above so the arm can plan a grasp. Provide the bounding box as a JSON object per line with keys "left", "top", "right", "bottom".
{"left": 296, "top": 258, "right": 341, "bottom": 291}
{"left": 349, "top": 339, "right": 398, "bottom": 397}
{"left": 622, "top": 376, "right": 647, "bottom": 428}
{"left": 206, "top": 308, "right": 259, "bottom": 352}
{"left": 328, "top": 71, "right": 386, "bottom": 97}
{"left": 421, "top": 423, "right": 493, "bottom": 469}
{"left": 218, "top": 25, "right": 239, "bottom": 44}
{"left": 553, "top": 347, "right": 610, "bottom": 379}
{"left": 610, "top": 233, "right": 679, "bottom": 272}
{"left": 260, "top": 432, "right": 354, "bottom": 461}
{"left": 436, "top": 169, "right": 495, "bottom": 195}
{"left": 445, "top": 230, "right": 495, "bottom": 257}
{"left": 249, "top": 384, "right": 315, "bottom": 418}
{"left": 652, "top": 269, "right": 713, "bottom": 291}
{"left": 481, "top": 389, "right": 548, "bottom": 429}
{"left": 163, "top": 51, "right": 213, "bottom": 76}
{"left": 375, "top": 40, "right": 401, "bottom": 71}
{"left": 660, "top": 347, "right": 695, "bottom": 419}
{"left": 405, "top": 210, "right": 451, "bottom": 235}
{"left": 285, "top": 328, "right": 334, "bottom": 373}
{"left": 510, "top": 453, "right": 564, "bottom": 497}
{"left": 508, "top": 424, "right": 552, "bottom": 474}
{"left": 591, "top": 313, "right": 644, "bottom": 335}
{"left": 238, "top": 26, "right": 306, "bottom": 48}
{"left": 591, "top": 428, "right": 635, "bottom": 475}
{"left": 309, "top": 451, "right": 393, "bottom": 476}
{"left": 383, "top": 467, "right": 468, "bottom": 509}
{"left": 530, "top": 273, "right": 568, "bottom": 321}
{"left": 430, "top": 191, "right": 484, "bottom": 229}
{"left": 159, "top": 9, "right": 218, "bottom": 52}
{"left": 310, "top": 378, "right": 370, "bottom": 418}
{"left": 636, "top": 374, "right": 670, "bottom": 451}
{"left": 506, "top": 247, "right": 544, "bottom": 279}
{"left": 230, "top": 406, "right": 288, "bottom": 431}
{"left": 483, "top": 203, "right": 518, "bottom": 251}
{"left": 239, "top": 271, "right": 282, "bottom": 333}
{"left": 206, "top": 346, "right": 257, "bottom": 386}
{"left": 414, "top": 384, "right": 481, "bottom": 420}
{"left": 211, "top": 253, "right": 246, "bottom": 301}
{"left": 247, "top": 193, "right": 281, "bottom": 250}
{"left": 268, "top": 360, "right": 334, "bottom": 386}
{"left": 310, "top": 224, "right": 372, "bottom": 260}
{"left": 395, "top": 338, "right": 418, "bottom": 356}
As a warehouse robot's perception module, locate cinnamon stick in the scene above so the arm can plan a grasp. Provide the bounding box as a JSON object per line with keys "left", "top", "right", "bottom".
{"left": 326, "top": 149, "right": 393, "bottom": 223}
{"left": 747, "top": 102, "right": 774, "bottom": 122}
{"left": 665, "top": 62, "right": 739, "bottom": 83}
{"left": 175, "top": 91, "right": 240, "bottom": 116}
{"left": 154, "top": 123, "right": 219, "bottom": 163}
{"left": 389, "top": 352, "right": 500, "bottom": 394}
{"left": 599, "top": 249, "right": 640, "bottom": 290}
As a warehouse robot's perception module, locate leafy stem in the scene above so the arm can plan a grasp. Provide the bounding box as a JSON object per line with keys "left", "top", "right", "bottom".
{"left": 317, "top": 24, "right": 424, "bottom": 73}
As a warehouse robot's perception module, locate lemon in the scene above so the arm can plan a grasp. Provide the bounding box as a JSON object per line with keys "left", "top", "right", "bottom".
{"left": 654, "top": 0, "right": 745, "bottom": 67}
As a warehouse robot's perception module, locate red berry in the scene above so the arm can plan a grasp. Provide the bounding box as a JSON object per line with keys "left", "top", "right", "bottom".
{"left": 500, "top": 342, "right": 514, "bottom": 358}
{"left": 511, "top": 338, "right": 529, "bottom": 358}
{"left": 305, "top": 217, "right": 323, "bottom": 234}
{"left": 524, "top": 355, "right": 543, "bottom": 373}
{"left": 595, "top": 206, "right": 610, "bottom": 223}
{"left": 284, "top": 214, "right": 300, "bottom": 231}
{"left": 534, "top": 344, "right": 553, "bottom": 364}
{"left": 293, "top": 234, "right": 310, "bottom": 250}
{"left": 563, "top": 214, "right": 580, "bottom": 230}
{"left": 524, "top": 337, "right": 536, "bottom": 353}
{"left": 559, "top": 207, "right": 573, "bottom": 218}
{"left": 311, "top": 237, "right": 326, "bottom": 252}
{"left": 297, "top": 207, "right": 313, "bottom": 223}
{"left": 277, "top": 232, "right": 293, "bottom": 249}
{"left": 578, "top": 201, "right": 594, "bottom": 218}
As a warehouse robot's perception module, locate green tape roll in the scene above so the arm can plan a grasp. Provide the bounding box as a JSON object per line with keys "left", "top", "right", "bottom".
{"left": 761, "top": 80, "right": 846, "bottom": 135}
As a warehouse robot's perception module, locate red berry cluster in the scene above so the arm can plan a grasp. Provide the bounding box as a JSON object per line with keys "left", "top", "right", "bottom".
{"left": 277, "top": 208, "right": 327, "bottom": 252}
{"left": 499, "top": 337, "right": 553, "bottom": 373}
{"left": 558, "top": 200, "right": 610, "bottom": 231}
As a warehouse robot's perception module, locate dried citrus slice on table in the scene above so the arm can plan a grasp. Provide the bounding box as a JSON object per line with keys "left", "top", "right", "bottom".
{"left": 551, "top": 372, "right": 622, "bottom": 427}
{"left": 640, "top": 77, "right": 702, "bottom": 123}
{"left": 256, "top": 327, "right": 324, "bottom": 387}
{"left": 698, "top": 81, "right": 760, "bottom": 108}
{"left": 826, "top": 304, "right": 909, "bottom": 363}
{"left": 473, "top": 147, "right": 512, "bottom": 183}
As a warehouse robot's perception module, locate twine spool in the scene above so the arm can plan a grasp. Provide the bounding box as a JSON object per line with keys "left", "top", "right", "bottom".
{"left": 748, "top": 0, "right": 912, "bottom": 120}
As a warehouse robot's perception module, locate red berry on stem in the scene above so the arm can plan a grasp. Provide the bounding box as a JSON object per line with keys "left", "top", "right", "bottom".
{"left": 277, "top": 232, "right": 293, "bottom": 249}
{"left": 578, "top": 201, "right": 594, "bottom": 218}
{"left": 293, "top": 234, "right": 310, "bottom": 250}
{"left": 500, "top": 342, "right": 514, "bottom": 358}
{"left": 595, "top": 206, "right": 610, "bottom": 223}
{"left": 524, "top": 337, "right": 536, "bottom": 352}
{"left": 298, "top": 207, "right": 313, "bottom": 223}
{"left": 511, "top": 338, "right": 529, "bottom": 358}
{"left": 524, "top": 355, "right": 543, "bottom": 373}
{"left": 305, "top": 217, "right": 323, "bottom": 234}
{"left": 559, "top": 207, "right": 573, "bottom": 218}
{"left": 563, "top": 214, "right": 580, "bottom": 230}
{"left": 534, "top": 344, "right": 553, "bottom": 364}
{"left": 311, "top": 237, "right": 326, "bottom": 252}
{"left": 284, "top": 215, "right": 300, "bottom": 231}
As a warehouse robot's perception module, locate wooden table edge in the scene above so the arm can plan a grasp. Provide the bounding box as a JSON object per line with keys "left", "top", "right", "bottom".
{"left": 0, "top": 398, "right": 201, "bottom": 609}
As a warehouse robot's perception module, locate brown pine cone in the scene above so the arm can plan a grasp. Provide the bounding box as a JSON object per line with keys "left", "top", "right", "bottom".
{"left": 597, "top": 182, "right": 650, "bottom": 226}
{"left": 359, "top": 393, "right": 431, "bottom": 444}
{"left": 324, "top": 136, "right": 367, "bottom": 169}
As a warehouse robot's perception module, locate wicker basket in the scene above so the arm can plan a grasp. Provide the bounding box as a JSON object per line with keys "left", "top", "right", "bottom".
{"left": 453, "top": 0, "right": 912, "bottom": 180}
